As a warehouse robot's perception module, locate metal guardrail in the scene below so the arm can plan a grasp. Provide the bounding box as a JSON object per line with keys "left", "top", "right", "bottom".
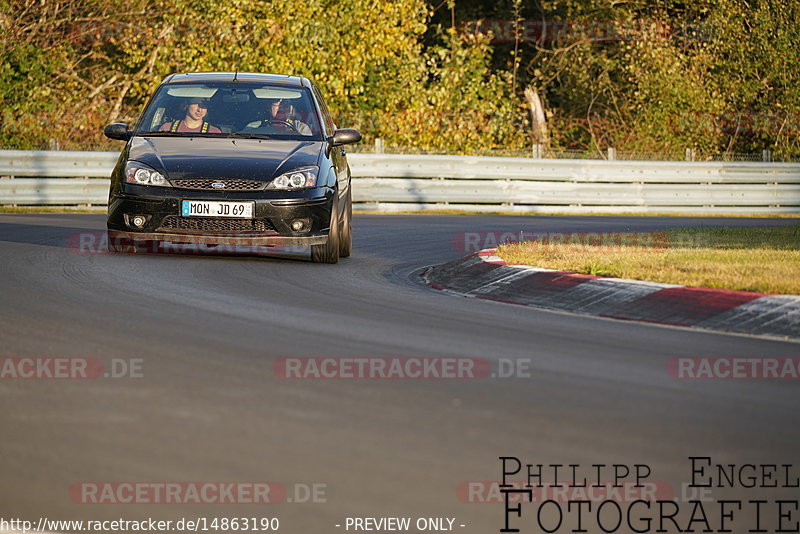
{"left": 0, "top": 179, "right": 109, "bottom": 205}
{"left": 1, "top": 150, "right": 799, "bottom": 214}
{"left": 0, "top": 150, "right": 119, "bottom": 177}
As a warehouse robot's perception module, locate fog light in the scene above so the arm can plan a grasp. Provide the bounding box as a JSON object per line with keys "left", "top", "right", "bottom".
{"left": 132, "top": 215, "right": 147, "bottom": 229}
{"left": 291, "top": 220, "right": 306, "bottom": 231}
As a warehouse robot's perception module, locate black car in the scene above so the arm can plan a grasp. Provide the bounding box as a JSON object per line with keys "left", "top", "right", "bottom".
{"left": 103, "top": 72, "right": 361, "bottom": 263}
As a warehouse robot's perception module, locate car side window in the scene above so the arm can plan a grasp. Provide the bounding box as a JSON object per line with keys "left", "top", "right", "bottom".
{"left": 311, "top": 84, "right": 335, "bottom": 136}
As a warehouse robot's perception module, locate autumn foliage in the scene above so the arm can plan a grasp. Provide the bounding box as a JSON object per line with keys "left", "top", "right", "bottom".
{"left": 1, "top": 0, "right": 799, "bottom": 156}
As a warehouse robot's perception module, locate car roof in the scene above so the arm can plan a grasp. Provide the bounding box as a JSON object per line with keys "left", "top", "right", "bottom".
{"left": 161, "top": 72, "right": 309, "bottom": 87}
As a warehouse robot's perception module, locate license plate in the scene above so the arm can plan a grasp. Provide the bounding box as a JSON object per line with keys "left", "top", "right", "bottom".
{"left": 181, "top": 200, "right": 254, "bottom": 218}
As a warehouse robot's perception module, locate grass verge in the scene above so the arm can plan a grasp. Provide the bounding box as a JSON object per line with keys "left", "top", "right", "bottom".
{"left": 496, "top": 226, "right": 800, "bottom": 294}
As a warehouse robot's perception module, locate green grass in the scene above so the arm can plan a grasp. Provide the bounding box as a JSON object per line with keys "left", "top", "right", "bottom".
{"left": 496, "top": 226, "right": 800, "bottom": 294}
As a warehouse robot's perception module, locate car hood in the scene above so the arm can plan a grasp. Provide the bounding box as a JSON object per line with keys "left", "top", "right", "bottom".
{"left": 128, "top": 136, "right": 322, "bottom": 181}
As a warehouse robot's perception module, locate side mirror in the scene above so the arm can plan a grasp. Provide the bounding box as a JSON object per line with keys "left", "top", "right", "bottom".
{"left": 104, "top": 123, "right": 133, "bottom": 141}
{"left": 331, "top": 128, "right": 362, "bottom": 146}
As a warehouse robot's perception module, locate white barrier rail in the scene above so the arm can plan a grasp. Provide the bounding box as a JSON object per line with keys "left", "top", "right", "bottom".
{"left": 0, "top": 150, "right": 119, "bottom": 177}
{"left": 1, "top": 150, "right": 799, "bottom": 214}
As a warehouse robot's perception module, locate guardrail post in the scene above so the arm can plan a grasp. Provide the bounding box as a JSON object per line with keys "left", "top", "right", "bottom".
{"left": 763, "top": 149, "right": 771, "bottom": 162}
{"left": 607, "top": 147, "right": 616, "bottom": 160}
{"left": 374, "top": 138, "right": 384, "bottom": 154}
{"left": 532, "top": 144, "right": 543, "bottom": 159}
{"left": 685, "top": 148, "right": 696, "bottom": 162}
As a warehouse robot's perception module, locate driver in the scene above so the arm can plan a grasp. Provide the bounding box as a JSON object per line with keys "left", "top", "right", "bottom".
{"left": 247, "top": 99, "right": 311, "bottom": 135}
{"left": 160, "top": 97, "right": 221, "bottom": 133}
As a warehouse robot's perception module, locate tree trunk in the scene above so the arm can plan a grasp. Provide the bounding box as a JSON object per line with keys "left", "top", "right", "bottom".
{"left": 524, "top": 87, "right": 549, "bottom": 148}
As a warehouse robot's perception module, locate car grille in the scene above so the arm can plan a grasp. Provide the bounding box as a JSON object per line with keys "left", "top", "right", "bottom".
{"left": 170, "top": 179, "right": 267, "bottom": 191}
{"left": 159, "top": 216, "right": 276, "bottom": 233}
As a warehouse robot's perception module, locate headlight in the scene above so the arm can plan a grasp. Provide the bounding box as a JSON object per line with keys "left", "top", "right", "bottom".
{"left": 267, "top": 166, "right": 318, "bottom": 190}
{"left": 125, "top": 161, "right": 169, "bottom": 186}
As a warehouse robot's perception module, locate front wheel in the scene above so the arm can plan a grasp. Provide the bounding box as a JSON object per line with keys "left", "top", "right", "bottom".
{"left": 311, "top": 195, "right": 340, "bottom": 264}
{"left": 338, "top": 188, "right": 352, "bottom": 258}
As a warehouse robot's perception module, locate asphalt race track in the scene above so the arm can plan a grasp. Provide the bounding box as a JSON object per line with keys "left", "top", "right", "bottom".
{"left": 1, "top": 213, "right": 799, "bottom": 533}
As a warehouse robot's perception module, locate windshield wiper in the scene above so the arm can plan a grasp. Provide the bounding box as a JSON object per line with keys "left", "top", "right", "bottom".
{"left": 138, "top": 131, "right": 278, "bottom": 140}
{"left": 138, "top": 131, "right": 200, "bottom": 137}
{"left": 222, "top": 132, "right": 276, "bottom": 140}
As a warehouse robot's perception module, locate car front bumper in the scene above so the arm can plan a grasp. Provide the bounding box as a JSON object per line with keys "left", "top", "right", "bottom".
{"left": 107, "top": 185, "right": 334, "bottom": 247}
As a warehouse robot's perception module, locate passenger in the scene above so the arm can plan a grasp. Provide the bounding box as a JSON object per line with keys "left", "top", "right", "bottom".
{"left": 247, "top": 99, "right": 311, "bottom": 135}
{"left": 160, "top": 97, "right": 221, "bottom": 133}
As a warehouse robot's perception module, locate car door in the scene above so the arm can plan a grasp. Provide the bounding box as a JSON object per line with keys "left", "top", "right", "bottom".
{"left": 311, "top": 83, "right": 349, "bottom": 200}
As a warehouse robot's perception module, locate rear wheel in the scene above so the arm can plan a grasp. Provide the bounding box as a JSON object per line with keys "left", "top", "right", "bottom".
{"left": 338, "top": 188, "right": 352, "bottom": 258}
{"left": 311, "top": 194, "right": 340, "bottom": 264}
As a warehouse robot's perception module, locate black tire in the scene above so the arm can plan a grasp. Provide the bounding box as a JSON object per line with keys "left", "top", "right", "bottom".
{"left": 338, "top": 188, "right": 352, "bottom": 258}
{"left": 311, "top": 194, "right": 340, "bottom": 264}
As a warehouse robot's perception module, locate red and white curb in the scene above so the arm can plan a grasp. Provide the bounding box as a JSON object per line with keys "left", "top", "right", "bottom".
{"left": 423, "top": 249, "right": 800, "bottom": 340}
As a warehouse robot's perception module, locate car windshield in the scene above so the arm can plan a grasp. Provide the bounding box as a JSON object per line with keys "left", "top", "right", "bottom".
{"left": 135, "top": 82, "right": 324, "bottom": 140}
